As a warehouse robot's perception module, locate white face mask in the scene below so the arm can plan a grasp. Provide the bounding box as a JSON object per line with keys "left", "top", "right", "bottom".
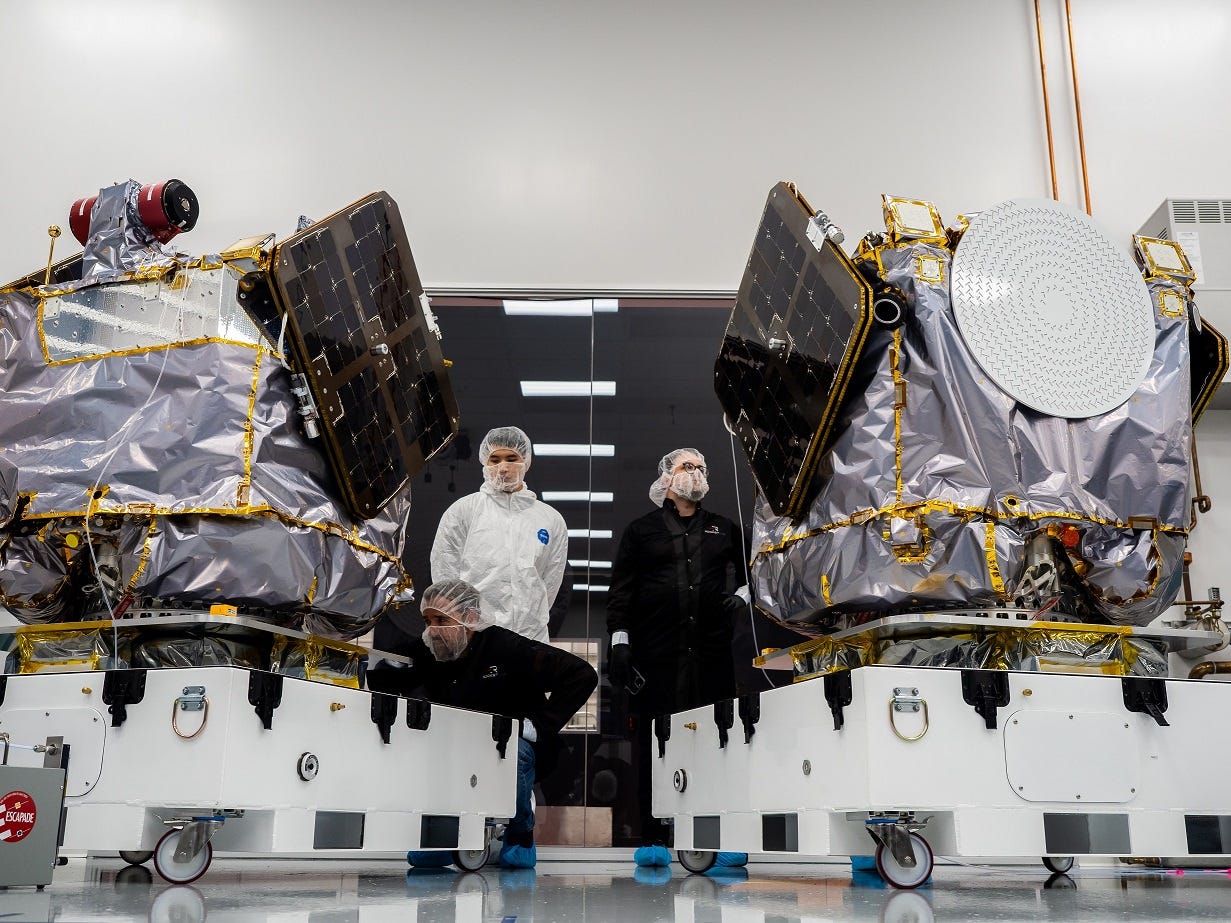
{"left": 422, "top": 624, "right": 470, "bottom": 661}
{"left": 670, "top": 468, "right": 709, "bottom": 502}
{"left": 483, "top": 459, "right": 526, "bottom": 493}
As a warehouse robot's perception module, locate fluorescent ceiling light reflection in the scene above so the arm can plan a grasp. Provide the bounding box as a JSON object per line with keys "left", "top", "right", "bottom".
{"left": 503, "top": 298, "right": 619, "bottom": 316}
{"left": 534, "top": 443, "right": 615, "bottom": 457}
{"left": 521, "top": 381, "right": 616, "bottom": 397}
{"left": 569, "top": 560, "right": 612, "bottom": 569}
{"left": 568, "top": 529, "right": 613, "bottom": 539}
{"left": 573, "top": 584, "right": 610, "bottom": 592}
{"left": 542, "top": 491, "right": 614, "bottom": 502}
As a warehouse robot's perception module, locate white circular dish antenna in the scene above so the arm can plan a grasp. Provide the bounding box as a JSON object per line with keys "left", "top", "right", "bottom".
{"left": 950, "top": 199, "right": 1155, "bottom": 418}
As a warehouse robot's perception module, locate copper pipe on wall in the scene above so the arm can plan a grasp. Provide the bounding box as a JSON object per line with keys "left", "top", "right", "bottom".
{"left": 1033, "top": 0, "right": 1060, "bottom": 200}
{"left": 1064, "top": 0, "right": 1093, "bottom": 214}
{"left": 1189, "top": 661, "right": 1231, "bottom": 680}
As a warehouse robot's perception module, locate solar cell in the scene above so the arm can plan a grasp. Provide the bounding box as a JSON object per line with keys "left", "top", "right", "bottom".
{"left": 1191, "top": 315, "right": 1228, "bottom": 426}
{"left": 715, "top": 182, "right": 874, "bottom": 519}
{"left": 267, "top": 192, "right": 458, "bottom": 519}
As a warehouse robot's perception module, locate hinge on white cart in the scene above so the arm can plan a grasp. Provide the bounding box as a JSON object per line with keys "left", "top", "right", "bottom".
{"left": 247, "top": 671, "right": 284, "bottom": 730}
{"left": 406, "top": 697, "right": 432, "bottom": 732}
{"left": 824, "top": 670, "right": 853, "bottom": 730}
{"left": 739, "top": 692, "right": 760, "bottom": 744}
{"left": 961, "top": 669, "right": 1010, "bottom": 730}
{"left": 101, "top": 669, "right": 147, "bottom": 728}
{"left": 1122, "top": 676, "right": 1170, "bottom": 727}
{"left": 370, "top": 692, "right": 398, "bottom": 744}
{"left": 492, "top": 714, "right": 513, "bottom": 758}
{"left": 654, "top": 714, "right": 671, "bottom": 758}
{"left": 714, "top": 699, "right": 735, "bottom": 749}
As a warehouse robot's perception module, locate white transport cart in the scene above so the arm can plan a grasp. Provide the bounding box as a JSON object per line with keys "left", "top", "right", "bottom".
{"left": 653, "top": 611, "right": 1231, "bottom": 887}
{"left": 0, "top": 613, "right": 517, "bottom": 883}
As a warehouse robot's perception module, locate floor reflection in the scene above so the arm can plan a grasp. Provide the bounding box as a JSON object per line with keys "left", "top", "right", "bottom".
{"left": 9, "top": 858, "right": 1231, "bottom": 922}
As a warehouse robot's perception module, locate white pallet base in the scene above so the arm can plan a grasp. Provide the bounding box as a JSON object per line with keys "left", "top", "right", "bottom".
{"left": 654, "top": 665, "right": 1231, "bottom": 861}
{"left": 0, "top": 666, "right": 515, "bottom": 855}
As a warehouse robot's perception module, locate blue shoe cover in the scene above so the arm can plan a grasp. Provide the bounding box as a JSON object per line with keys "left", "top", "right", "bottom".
{"left": 498, "top": 843, "right": 537, "bottom": 868}
{"left": 633, "top": 865, "right": 673, "bottom": 886}
{"left": 850, "top": 854, "right": 878, "bottom": 871}
{"left": 406, "top": 850, "right": 454, "bottom": 868}
{"left": 851, "top": 869, "right": 888, "bottom": 889}
{"left": 715, "top": 852, "right": 748, "bottom": 868}
{"left": 634, "top": 845, "right": 672, "bottom": 867}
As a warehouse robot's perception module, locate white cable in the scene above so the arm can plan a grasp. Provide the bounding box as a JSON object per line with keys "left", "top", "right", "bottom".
{"left": 276, "top": 313, "right": 292, "bottom": 370}
{"left": 729, "top": 428, "right": 772, "bottom": 683}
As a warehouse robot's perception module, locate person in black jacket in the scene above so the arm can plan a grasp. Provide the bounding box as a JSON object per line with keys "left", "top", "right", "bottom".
{"left": 605, "top": 447, "right": 750, "bottom": 867}
{"left": 368, "top": 579, "right": 597, "bottom": 869}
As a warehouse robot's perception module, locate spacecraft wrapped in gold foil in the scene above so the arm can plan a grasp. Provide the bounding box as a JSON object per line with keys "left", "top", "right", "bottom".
{"left": 718, "top": 186, "right": 1226, "bottom": 636}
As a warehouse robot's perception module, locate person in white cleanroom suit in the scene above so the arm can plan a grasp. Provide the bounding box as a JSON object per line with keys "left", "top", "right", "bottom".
{"left": 430, "top": 426, "right": 568, "bottom": 642}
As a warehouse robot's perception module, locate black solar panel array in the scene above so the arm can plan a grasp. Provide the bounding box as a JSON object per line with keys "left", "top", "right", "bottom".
{"left": 269, "top": 192, "right": 458, "bottom": 519}
{"left": 715, "top": 183, "right": 874, "bottom": 519}
{"left": 1191, "top": 315, "right": 1228, "bottom": 427}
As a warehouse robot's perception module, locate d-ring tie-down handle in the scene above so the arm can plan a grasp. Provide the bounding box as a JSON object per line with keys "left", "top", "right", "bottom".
{"left": 172, "top": 686, "right": 210, "bottom": 740}
{"left": 889, "top": 687, "right": 929, "bottom": 742}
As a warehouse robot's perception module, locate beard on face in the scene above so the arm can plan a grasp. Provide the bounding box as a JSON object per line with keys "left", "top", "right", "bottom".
{"left": 670, "top": 469, "right": 709, "bottom": 502}
{"left": 423, "top": 626, "right": 469, "bottom": 661}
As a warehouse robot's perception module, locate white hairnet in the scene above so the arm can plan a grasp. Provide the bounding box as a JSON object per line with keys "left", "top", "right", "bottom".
{"left": 420, "top": 578, "right": 486, "bottom": 629}
{"left": 478, "top": 426, "right": 533, "bottom": 469}
{"left": 648, "top": 447, "right": 708, "bottom": 506}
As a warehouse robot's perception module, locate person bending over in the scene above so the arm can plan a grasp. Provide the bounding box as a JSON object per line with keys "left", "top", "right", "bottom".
{"left": 369, "top": 579, "right": 597, "bottom": 869}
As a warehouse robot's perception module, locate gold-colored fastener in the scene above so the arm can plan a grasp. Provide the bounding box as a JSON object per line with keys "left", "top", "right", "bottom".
{"left": 1023, "top": 689, "right": 1033, "bottom": 696}
{"left": 81, "top": 686, "right": 92, "bottom": 695}
{"left": 684, "top": 722, "right": 698, "bottom": 731}
{"left": 330, "top": 703, "right": 345, "bottom": 712}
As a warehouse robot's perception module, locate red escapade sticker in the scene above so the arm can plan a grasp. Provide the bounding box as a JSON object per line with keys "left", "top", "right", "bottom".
{"left": 0, "top": 790, "right": 37, "bottom": 842}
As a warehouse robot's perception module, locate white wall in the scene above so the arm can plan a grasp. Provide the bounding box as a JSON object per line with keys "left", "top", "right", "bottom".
{"left": 1, "top": 0, "right": 1227, "bottom": 291}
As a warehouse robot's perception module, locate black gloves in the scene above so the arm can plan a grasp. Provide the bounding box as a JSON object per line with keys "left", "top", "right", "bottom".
{"left": 722, "top": 594, "right": 748, "bottom": 618}
{"left": 608, "top": 642, "right": 632, "bottom": 690}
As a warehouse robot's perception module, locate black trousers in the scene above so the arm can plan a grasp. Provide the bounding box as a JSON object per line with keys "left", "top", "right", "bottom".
{"left": 629, "top": 654, "right": 735, "bottom": 846}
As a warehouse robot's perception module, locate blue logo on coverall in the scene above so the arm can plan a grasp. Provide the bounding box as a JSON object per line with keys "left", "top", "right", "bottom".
{"left": 537, "top": 529, "right": 549, "bottom": 545}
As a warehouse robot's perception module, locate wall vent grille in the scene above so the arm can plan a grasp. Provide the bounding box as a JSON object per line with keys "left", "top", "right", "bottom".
{"left": 1170, "top": 200, "right": 1231, "bottom": 224}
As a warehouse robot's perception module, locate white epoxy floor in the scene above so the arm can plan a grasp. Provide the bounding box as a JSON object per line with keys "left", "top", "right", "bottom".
{"left": 4, "top": 856, "right": 1231, "bottom": 922}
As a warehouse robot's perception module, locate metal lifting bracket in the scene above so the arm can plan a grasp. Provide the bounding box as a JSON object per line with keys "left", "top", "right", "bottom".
{"left": 491, "top": 714, "right": 513, "bottom": 759}
{"left": 655, "top": 713, "right": 671, "bottom": 758}
{"left": 406, "top": 697, "right": 432, "bottom": 731}
{"left": 370, "top": 692, "right": 398, "bottom": 744}
{"left": 714, "top": 699, "right": 734, "bottom": 749}
{"left": 739, "top": 691, "right": 761, "bottom": 744}
{"left": 824, "top": 670, "right": 853, "bottom": 731}
{"left": 247, "top": 670, "right": 284, "bottom": 730}
{"left": 1122, "top": 676, "right": 1169, "bottom": 727}
{"left": 101, "top": 669, "right": 147, "bottom": 728}
{"left": 961, "top": 669, "right": 1009, "bottom": 729}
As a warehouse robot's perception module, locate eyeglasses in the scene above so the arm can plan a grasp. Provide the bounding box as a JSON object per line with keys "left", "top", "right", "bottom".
{"left": 680, "top": 462, "right": 707, "bottom": 474}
